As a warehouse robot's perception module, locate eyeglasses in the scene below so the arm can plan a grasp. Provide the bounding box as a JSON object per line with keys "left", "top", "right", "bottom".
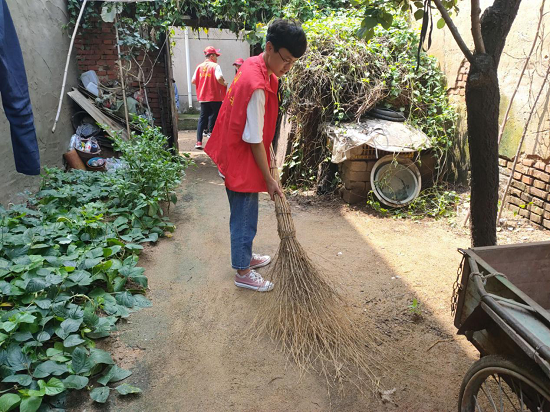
{"left": 277, "top": 49, "right": 297, "bottom": 67}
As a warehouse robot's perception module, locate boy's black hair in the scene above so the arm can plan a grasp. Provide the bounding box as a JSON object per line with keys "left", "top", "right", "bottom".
{"left": 266, "top": 19, "right": 307, "bottom": 58}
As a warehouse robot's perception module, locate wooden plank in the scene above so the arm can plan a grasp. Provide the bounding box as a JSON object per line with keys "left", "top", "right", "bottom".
{"left": 68, "top": 89, "right": 129, "bottom": 141}
{"left": 77, "top": 86, "right": 140, "bottom": 132}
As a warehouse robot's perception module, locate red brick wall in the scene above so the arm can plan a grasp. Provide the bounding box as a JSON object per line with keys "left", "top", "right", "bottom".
{"left": 448, "top": 59, "right": 470, "bottom": 97}
{"left": 75, "top": 22, "right": 170, "bottom": 130}
{"left": 500, "top": 157, "right": 550, "bottom": 228}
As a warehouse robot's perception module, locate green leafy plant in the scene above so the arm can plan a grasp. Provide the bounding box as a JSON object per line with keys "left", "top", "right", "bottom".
{"left": 0, "top": 124, "right": 190, "bottom": 408}
{"left": 408, "top": 298, "right": 423, "bottom": 321}
{"left": 366, "top": 185, "right": 460, "bottom": 220}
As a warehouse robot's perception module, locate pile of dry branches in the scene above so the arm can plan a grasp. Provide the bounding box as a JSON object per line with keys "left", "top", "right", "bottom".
{"left": 280, "top": 15, "right": 455, "bottom": 187}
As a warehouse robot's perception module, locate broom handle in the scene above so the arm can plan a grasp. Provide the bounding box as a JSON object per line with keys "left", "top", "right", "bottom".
{"left": 270, "top": 146, "right": 296, "bottom": 236}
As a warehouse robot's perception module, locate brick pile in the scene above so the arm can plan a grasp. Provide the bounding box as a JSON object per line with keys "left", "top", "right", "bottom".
{"left": 75, "top": 21, "right": 169, "bottom": 129}
{"left": 340, "top": 159, "right": 376, "bottom": 204}
{"left": 500, "top": 157, "right": 550, "bottom": 228}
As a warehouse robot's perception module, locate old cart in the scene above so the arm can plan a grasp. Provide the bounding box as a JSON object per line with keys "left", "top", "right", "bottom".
{"left": 453, "top": 241, "right": 550, "bottom": 411}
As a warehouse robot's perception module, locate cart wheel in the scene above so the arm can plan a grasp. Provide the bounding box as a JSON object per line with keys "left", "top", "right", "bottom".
{"left": 459, "top": 355, "right": 550, "bottom": 412}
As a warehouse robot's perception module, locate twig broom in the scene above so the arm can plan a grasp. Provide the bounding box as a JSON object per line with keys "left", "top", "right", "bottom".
{"left": 254, "top": 148, "right": 387, "bottom": 392}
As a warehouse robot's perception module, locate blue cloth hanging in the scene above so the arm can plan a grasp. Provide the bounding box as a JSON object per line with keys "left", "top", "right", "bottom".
{"left": 0, "top": 0, "right": 40, "bottom": 175}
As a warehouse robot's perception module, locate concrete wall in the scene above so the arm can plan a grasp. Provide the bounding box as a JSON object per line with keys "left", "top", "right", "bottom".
{"left": 1, "top": 0, "right": 77, "bottom": 204}
{"left": 171, "top": 28, "right": 250, "bottom": 111}
{"left": 427, "top": 0, "right": 550, "bottom": 160}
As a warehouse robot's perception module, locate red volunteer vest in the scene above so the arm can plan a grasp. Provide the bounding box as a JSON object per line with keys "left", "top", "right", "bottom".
{"left": 204, "top": 54, "right": 279, "bottom": 193}
{"left": 195, "top": 61, "right": 227, "bottom": 102}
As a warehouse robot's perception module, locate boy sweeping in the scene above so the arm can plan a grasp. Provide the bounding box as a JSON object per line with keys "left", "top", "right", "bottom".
{"left": 205, "top": 20, "right": 307, "bottom": 292}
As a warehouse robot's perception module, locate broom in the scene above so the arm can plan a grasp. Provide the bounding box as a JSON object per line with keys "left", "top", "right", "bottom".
{"left": 254, "top": 148, "right": 387, "bottom": 392}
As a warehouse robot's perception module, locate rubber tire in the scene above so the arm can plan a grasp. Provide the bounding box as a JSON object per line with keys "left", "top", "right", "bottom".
{"left": 458, "top": 355, "right": 550, "bottom": 412}
{"left": 367, "top": 107, "right": 406, "bottom": 122}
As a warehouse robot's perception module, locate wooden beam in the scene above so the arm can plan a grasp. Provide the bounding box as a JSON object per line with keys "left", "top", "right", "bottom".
{"left": 68, "top": 89, "right": 129, "bottom": 141}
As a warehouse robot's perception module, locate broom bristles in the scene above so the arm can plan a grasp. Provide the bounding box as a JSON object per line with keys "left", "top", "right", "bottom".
{"left": 254, "top": 187, "right": 388, "bottom": 393}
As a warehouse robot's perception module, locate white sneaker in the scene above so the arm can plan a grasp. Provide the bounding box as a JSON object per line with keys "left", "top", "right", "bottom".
{"left": 235, "top": 269, "right": 274, "bottom": 292}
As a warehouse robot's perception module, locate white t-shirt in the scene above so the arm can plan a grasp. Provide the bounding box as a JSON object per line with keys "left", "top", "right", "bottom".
{"left": 242, "top": 89, "right": 265, "bottom": 144}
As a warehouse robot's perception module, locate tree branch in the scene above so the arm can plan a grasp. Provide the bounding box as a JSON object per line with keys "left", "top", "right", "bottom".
{"left": 471, "top": 0, "right": 486, "bottom": 53}
{"left": 432, "top": 0, "right": 475, "bottom": 64}
{"left": 498, "top": 0, "right": 546, "bottom": 145}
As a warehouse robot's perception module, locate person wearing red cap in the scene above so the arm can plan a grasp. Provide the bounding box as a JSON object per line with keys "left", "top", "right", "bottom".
{"left": 204, "top": 20, "right": 307, "bottom": 292}
{"left": 191, "top": 46, "right": 227, "bottom": 149}
{"left": 232, "top": 58, "right": 244, "bottom": 74}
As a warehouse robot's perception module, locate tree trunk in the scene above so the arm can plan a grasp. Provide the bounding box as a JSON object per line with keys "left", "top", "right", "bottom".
{"left": 466, "top": 0, "right": 522, "bottom": 247}
{"left": 466, "top": 57, "right": 500, "bottom": 246}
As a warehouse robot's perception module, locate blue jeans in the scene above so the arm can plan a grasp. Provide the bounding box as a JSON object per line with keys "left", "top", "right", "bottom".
{"left": 0, "top": 0, "right": 40, "bottom": 175}
{"left": 226, "top": 188, "right": 258, "bottom": 270}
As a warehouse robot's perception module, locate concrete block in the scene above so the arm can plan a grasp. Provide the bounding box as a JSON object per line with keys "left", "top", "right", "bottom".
{"left": 341, "top": 188, "right": 365, "bottom": 204}
{"left": 342, "top": 169, "right": 371, "bottom": 182}
{"left": 348, "top": 146, "right": 364, "bottom": 158}
{"left": 498, "top": 158, "right": 508, "bottom": 168}
{"left": 543, "top": 219, "right": 550, "bottom": 230}
{"left": 544, "top": 211, "right": 550, "bottom": 220}
{"left": 513, "top": 171, "right": 523, "bottom": 180}
{"left": 522, "top": 158, "right": 536, "bottom": 167}
{"left": 348, "top": 161, "right": 368, "bottom": 172}
{"left": 545, "top": 202, "right": 550, "bottom": 212}
{"left": 343, "top": 177, "right": 352, "bottom": 190}
{"left": 349, "top": 181, "right": 367, "bottom": 193}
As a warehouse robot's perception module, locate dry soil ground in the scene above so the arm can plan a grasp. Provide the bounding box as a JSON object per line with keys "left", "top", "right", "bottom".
{"left": 69, "top": 131, "right": 550, "bottom": 412}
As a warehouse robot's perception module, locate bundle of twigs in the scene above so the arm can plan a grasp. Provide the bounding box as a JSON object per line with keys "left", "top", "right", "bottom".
{"left": 254, "top": 151, "right": 387, "bottom": 392}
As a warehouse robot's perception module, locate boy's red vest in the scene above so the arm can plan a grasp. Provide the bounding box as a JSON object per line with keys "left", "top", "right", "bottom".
{"left": 195, "top": 61, "right": 227, "bottom": 102}
{"left": 204, "top": 54, "right": 279, "bottom": 193}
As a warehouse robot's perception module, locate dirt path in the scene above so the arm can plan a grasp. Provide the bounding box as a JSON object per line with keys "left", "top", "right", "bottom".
{"left": 69, "top": 132, "right": 548, "bottom": 411}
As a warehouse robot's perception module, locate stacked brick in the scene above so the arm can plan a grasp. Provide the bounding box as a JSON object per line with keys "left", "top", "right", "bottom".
{"left": 340, "top": 160, "right": 376, "bottom": 204}
{"left": 500, "top": 157, "right": 550, "bottom": 228}
{"left": 448, "top": 60, "right": 470, "bottom": 97}
{"left": 75, "top": 21, "right": 168, "bottom": 128}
